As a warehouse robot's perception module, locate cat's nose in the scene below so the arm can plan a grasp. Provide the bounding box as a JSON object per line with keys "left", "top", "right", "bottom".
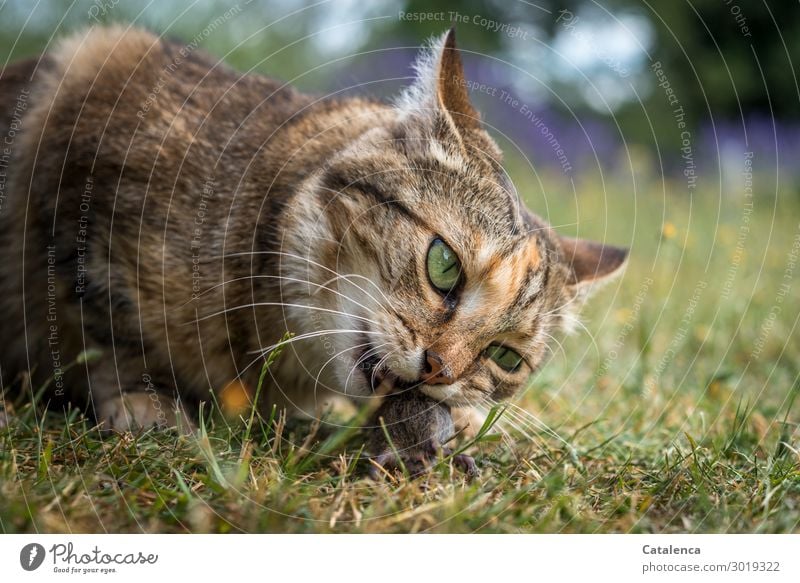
{"left": 422, "top": 350, "right": 455, "bottom": 385}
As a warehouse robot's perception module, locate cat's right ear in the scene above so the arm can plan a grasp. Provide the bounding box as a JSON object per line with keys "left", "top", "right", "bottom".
{"left": 559, "top": 236, "right": 629, "bottom": 297}
{"left": 397, "top": 28, "right": 482, "bottom": 137}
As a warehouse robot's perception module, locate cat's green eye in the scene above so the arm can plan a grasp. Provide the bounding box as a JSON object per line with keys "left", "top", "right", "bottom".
{"left": 426, "top": 238, "right": 462, "bottom": 294}
{"left": 484, "top": 344, "right": 523, "bottom": 373}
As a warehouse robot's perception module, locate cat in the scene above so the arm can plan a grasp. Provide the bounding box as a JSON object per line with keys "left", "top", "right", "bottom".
{"left": 0, "top": 26, "right": 627, "bottom": 451}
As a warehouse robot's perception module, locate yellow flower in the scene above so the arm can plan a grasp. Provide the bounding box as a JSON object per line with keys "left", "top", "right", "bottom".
{"left": 220, "top": 379, "right": 253, "bottom": 417}
{"left": 615, "top": 308, "right": 633, "bottom": 322}
{"left": 717, "top": 225, "right": 735, "bottom": 245}
{"left": 661, "top": 222, "right": 677, "bottom": 239}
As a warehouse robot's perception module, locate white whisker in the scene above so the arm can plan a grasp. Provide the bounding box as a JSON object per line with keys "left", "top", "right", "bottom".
{"left": 312, "top": 341, "right": 387, "bottom": 402}
{"left": 561, "top": 315, "right": 601, "bottom": 359}
{"left": 235, "top": 329, "right": 384, "bottom": 386}
{"left": 190, "top": 301, "right": 382, "bottom": 328}
{"left": 502, "top": 401, "right": 573, "bottom": 449}
{"left": 216, "top": 250, "right": 388, "bottom": 314}
{"left": 246, "top": 328, "right": 385, "bottom": 355}
{"left": 317, "top": 273, "right": 394, "bottom": 314}
{"left": 541, "top": 331, "right": 568, "bottom": 360}
{"left": 182, "top": 273, "right": 386, "bottom": 320}
{"left": 343, "top": 341, "right": 392, "bottom": 393}
{"left": 539, "top": 293, "right": 581, "bottom": 319}
{"left": 524, "top": 220, "right": 584, "bottom": 236}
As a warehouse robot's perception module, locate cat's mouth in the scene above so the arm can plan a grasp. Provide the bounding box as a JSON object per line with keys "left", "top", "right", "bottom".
{"left": 357, "top": 342, "right": 418, "bottom": 393}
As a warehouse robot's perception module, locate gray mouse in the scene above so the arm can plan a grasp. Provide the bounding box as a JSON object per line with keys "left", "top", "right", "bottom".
{"left": 366, "top": 390, "right": 478, "bottom": 478}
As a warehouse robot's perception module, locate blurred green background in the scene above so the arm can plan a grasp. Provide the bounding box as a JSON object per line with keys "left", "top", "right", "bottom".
{"left": 2, "top": 0, "right": 799, "bottom": 186}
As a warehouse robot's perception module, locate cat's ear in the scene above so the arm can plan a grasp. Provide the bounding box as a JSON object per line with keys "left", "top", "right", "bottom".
{"left": 433, "top": 28, "right": 482, "bottom": 132}
{"left": 398, "top": 28, "right": 482, "bottom": 134}
{"left": 559, "top": 236, "right": 629, "bottom": 293}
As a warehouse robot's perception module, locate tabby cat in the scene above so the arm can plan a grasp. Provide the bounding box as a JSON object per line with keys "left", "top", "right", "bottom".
{"left": 0, "top": 27, "right": 626, "bottom": 448}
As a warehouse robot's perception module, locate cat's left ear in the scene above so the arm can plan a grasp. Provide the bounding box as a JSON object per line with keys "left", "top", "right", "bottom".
{"left": 559, "top": 236, "right": 629, "bottom": 294}
{"left": 399, "top": 28, "right": 482, "bottom": 135}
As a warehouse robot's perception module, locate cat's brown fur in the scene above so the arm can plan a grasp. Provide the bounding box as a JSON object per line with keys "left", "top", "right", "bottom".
{"left": 0, "top": 26, "right": 626, "bottom": 443}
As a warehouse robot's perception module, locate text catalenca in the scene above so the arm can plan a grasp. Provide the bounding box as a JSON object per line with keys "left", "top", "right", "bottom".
{"left": 642, "top": 545, "right": 700, "bottom": 555}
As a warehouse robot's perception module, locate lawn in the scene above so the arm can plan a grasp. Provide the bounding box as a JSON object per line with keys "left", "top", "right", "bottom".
{"left": 1, "top": 168, "right": 799, "bottom": 533}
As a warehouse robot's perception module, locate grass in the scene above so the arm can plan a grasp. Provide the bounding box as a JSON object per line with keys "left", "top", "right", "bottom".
{"left": 1, "top": 171, "right": 799, "bottom": 533}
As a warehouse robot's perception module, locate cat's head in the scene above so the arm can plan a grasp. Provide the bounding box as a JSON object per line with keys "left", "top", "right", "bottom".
{"left": 293, "top": 29, "right": 627, "bottom": 408}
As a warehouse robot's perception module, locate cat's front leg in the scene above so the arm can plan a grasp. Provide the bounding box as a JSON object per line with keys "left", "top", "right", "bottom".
{"left": 451, "top": 406, "right": 487, "bottom": 439}
{"left": 96, "top": 393, "right": 194, "bottom": 434}
{"left": 89, "top": 359, "right": 194, "bottom": 434}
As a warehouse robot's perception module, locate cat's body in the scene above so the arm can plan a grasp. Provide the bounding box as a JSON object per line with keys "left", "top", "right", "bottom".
{"left": 0, "top": 26, "right": 393, "bottom": 424}
{"left": 0, "top": 27, "right": 626, "bottom": 447}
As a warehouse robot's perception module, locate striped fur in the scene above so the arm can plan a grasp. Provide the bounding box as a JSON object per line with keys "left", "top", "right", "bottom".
{"left": 0, "top": 27, "right": 626, "bottom": 432}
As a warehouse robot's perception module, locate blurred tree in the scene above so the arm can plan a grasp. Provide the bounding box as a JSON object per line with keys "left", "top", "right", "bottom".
{"left": 376, "top": 0, "right": 800, "bottom": 120}
{"left": 607, "top": 0, "right": 800, "bottom": 120}
{"left": 2, "top": 0, "right": 798, "bottom": 168}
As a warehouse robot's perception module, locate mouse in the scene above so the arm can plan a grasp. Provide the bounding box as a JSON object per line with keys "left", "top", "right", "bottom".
{"left": 366, "top": 390, "right": 478, "bottom": 479}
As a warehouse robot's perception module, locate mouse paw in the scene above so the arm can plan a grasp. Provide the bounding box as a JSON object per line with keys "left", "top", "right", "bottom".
{"left": 437, "top": 445, "right": 479, "bottom": 479}
{"left": 368, "top": 445, "right": 479, "bottom": 480}
{"left": 368, "top": 451, "right": 399, "bottom": 479}
{"left": 368, "top": 450, "right": 430, "bottom": 479}
{"left": 453, "top": 453, "right": 479, "bottom": 478}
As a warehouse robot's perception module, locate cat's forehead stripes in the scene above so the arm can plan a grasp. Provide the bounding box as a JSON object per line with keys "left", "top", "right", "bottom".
{"left": 510, "top": 236, "right": 549, "bottom": 308}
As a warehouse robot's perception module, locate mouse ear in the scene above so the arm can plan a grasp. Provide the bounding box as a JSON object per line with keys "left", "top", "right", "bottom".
{"left": 559, "top": 236, "right": 628, "bottom": 292}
